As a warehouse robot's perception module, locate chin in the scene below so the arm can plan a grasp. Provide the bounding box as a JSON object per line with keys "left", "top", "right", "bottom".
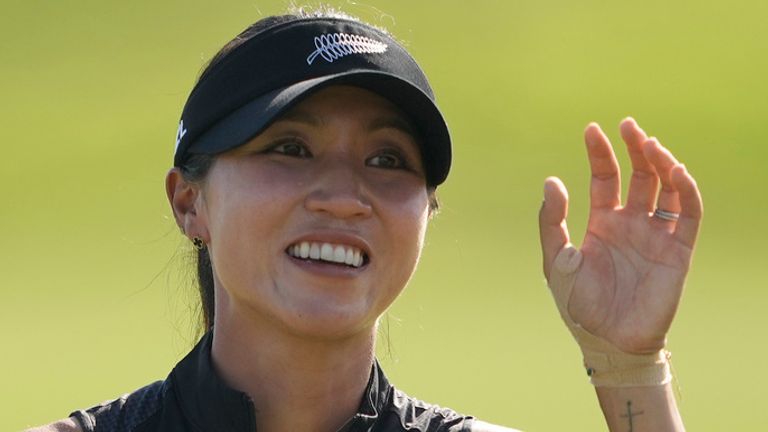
{"left": 277, "top": 302, "right": 379, "bottom": 341}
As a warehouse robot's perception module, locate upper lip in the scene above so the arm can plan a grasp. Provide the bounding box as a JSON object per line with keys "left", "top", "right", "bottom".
{"left": 285, "top": 230, "right": 372, "bottom": 259}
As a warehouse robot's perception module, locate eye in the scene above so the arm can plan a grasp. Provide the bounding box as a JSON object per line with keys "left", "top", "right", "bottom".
{"left": 367, "top": 150, "right": 408, "bottom": 170}
{"left": 268, "top": 139, "right": 311, "bottom": 158}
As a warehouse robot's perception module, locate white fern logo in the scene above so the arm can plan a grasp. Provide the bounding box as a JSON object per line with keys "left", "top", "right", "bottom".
{"left": 174, "top": 119, "right": 187, "bottom": 152}
{"left": 306, "top": 33, "right": 388, "bottom": 65}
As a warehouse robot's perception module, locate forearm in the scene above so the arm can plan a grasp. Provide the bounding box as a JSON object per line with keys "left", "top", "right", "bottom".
{"left": 596, "top": 383, "right": 684, "bottom": 432}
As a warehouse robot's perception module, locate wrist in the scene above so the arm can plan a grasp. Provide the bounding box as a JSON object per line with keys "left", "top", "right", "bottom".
{"left": 580, "top": 340, "right": 672, "bottom": 387}
{"left": 567, "top": 314, "right": 672, "bottom": 387}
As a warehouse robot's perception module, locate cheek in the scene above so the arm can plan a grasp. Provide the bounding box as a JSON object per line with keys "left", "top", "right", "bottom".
{"left": 372, "top": 180, "right": 430, "bottom": 265}
{"left": 206, "top": 161, "right": 307, "bottom": 226}
{"left": 377, "top": 199, "right": 429, "bottom": 312}
{"left": 367, "top": 175, "right": 429, "bottom": 212}
{"left": 202, "top": 162, "right": 308, "bottom": 281}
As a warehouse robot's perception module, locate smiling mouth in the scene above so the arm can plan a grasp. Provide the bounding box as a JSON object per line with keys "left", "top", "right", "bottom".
{"left": 286, "top": 241, "right": 369, "bottom": 268}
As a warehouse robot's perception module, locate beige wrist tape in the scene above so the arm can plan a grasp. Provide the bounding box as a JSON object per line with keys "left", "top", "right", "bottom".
{"left": 548, "top": 245, "right": 672, "bottom": 387}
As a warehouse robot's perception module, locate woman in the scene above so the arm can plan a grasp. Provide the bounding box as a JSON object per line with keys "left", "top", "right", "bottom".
{"left": 31, "top": 8, "right": 702, "bottom": 432}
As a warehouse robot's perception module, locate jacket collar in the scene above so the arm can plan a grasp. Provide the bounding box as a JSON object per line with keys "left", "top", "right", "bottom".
{"left": 169, "top": 330, "right": 390, "bottom": 432}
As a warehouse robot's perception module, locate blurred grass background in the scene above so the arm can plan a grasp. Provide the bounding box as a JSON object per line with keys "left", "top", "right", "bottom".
{"left": 2, "top": 0, "right": 766, "bottom": 430}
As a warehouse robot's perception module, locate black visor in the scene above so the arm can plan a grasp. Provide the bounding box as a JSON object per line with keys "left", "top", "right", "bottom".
{"left": 173, "top": 17, "right": 451, "bottom": 186}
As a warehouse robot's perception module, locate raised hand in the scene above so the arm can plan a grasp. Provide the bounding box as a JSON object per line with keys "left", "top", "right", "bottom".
{"left": 539, "top": 118, "right": 703, "bottom": 355}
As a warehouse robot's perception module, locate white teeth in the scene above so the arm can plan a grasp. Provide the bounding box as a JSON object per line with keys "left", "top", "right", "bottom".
{"left": 320, "top": 243, "right": 334, "bottom": 261}
{"left": 333, "top": 245, "right": 346, "bottom": 263}
{"left": 309, "top": 243, "right": 320, "bottom": 260}
{"left": 287, "top": 241, "right": 366, "bottom": 268}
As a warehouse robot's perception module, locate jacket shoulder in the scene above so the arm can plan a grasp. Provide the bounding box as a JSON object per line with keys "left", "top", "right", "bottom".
{"left": 374, "top": 387, "right": 474, "bottom": 431}
{"left": 379, "top": 389, "right": 523, "bottom": 432}
{"left": 69, "top": 380, "right": 166, "bottom": 432}
{"left": 24, "top": 417, "right": 82, "bottom": 432}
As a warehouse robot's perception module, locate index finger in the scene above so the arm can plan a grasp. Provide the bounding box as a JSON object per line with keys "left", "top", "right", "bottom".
{"left": 585, "top": 123, "right": 622, "bottom": 210}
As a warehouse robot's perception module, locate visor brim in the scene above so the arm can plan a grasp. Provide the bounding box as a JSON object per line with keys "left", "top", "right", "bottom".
{"left": 184, "top": 71, "right": 451, "bottom": 186}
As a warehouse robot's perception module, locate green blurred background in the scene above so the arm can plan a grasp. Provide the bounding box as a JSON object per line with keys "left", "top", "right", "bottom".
{"left": 3, "top": 0, "right": 766, "bottom": 430}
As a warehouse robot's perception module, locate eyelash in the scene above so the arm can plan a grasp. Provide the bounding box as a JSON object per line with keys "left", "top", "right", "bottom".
{"left": 366, "top": 149, "right": 410, "bottom": 170}
{"left": 264, "top": 139, "right": 412, "bottom": 171}
{"left": 266, "top": 139, "right": 312, "bottom": 158}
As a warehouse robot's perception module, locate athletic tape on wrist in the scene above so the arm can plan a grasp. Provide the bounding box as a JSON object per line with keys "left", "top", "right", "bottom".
{"left": 547, "top": 245, "right": 672, "bottom": 387}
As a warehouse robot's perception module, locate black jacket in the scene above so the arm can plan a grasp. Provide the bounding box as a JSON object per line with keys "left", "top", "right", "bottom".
{"left": 70, "top": 332, "right": 474, "bottom": 431}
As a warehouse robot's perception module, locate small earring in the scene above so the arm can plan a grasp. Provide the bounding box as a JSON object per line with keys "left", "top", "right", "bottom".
{"left": 192, "top": 237, "right": 205, "bottom": 250}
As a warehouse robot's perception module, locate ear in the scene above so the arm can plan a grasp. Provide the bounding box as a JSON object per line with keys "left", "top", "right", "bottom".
{"left": 166, "top": 168, "right": 209, "bottom": 242}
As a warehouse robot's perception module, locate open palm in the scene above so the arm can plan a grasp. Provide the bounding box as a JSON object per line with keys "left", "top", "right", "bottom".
{"left": 539, "top": 118, "right": 703, "bottom": 355}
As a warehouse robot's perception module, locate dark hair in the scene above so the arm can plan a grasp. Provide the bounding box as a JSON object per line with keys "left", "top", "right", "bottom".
{"left": 179, "top": 9, "right": 439, "bottom": 332}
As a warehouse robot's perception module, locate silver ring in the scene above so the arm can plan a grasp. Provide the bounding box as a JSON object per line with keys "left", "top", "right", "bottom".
{"left": 653, "top": 208, "right": 680, "bottom": 221}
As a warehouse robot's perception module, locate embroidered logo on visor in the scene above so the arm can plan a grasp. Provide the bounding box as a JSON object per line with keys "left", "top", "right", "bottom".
{"left": 175, "top": 119, "right": 187, "bottom": 152}
{"left": 306, "top": 33, "right": 388, "bottom": 65}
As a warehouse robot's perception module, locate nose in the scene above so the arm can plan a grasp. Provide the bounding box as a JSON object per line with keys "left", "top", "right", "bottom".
{"left": 304, "top": 157, "right": 373, "bottom": 220}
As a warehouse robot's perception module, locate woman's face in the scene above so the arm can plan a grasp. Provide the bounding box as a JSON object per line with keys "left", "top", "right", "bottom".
{"left": 197, "top": 85, "right": 431, "bottom": 339}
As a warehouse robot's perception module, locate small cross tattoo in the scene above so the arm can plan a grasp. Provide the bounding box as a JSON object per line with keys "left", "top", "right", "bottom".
{"left": 619, "top": 400, "right": 644, "bottom": 432}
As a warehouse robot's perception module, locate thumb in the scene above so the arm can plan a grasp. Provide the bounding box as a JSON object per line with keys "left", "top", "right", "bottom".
{"left": 539, "top": 176, "right": 571, "bottom": 280}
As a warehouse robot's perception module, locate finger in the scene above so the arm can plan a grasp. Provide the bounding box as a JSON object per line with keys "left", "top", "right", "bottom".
{"left": 539, "top": 176, "right": 571, "bottom": 280}
{"left": 642, "top": 137, "right": 681, "bottom": 214}
{"left": 671, "top": 165, "right": 703, "bottom": 248}
{"left": 585, "top": 123, "right": 621, "bottom": 210}
{"left": 620, "top": 117, "right": 659, "bottom": 213}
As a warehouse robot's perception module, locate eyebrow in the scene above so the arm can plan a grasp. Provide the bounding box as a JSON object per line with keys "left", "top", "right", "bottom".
{"left": 274, "top": 110, "right": 417, "bottom": 138}
{"left": 368, "top": 116, "right": 417, "bottom": 138}
{"left": 275, "top": 110, "right": 323, "bottom": 126}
